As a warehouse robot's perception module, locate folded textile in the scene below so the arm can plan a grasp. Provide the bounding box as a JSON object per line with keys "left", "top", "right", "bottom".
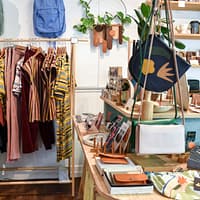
{"left": 150, "top": 170, "right": 200, "bottom": 200}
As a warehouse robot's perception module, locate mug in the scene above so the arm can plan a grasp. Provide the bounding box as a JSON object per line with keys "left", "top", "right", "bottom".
{"left": 190, "top": 21, "right": 199, "bottom": 34}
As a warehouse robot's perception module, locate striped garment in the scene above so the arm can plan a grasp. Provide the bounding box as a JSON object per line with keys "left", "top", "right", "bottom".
{"left": 41, "top": 49, "right": 57, "bottom": 122}
{"left": 54, "top": 51, "right": 72, "bottom": 162}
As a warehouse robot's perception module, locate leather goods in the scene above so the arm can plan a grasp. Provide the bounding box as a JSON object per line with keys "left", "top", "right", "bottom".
{"left": 98, "top": 152, "right": 125, "bottom": 159}
{"left": 100, "top": 157, "right": 128, "bottom": 164}
{"left": 113, "top": 173, "right": 147, "bottom": 184}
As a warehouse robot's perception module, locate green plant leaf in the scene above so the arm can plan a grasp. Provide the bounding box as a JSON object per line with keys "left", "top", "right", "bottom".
{"left": 160, "top": 26, "right": 170, "bottom": 34}
{"left": 123, "top": 35, "right": 129, "bottom": 41}
{"left": 97, "top": 16, "right": 104, "bottom": 24}
{"left": 141, "top": 2, "right": 151, "bottom": 18}
{"left": 134, "top": 9, "right": 145, "bottom": 24}
{"left": 124, "top": 16, "right": 132, "bottom": 24}
{"left": 116, "top": 11, "right": 124, "bottom": 20}
{"left": 175, "top": 40, "right": 186, "bottom": 49}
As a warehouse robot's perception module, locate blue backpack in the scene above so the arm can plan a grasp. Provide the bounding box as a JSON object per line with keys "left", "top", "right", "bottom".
{"left": 33, "top": 0, "right": 66, "bottom": 38}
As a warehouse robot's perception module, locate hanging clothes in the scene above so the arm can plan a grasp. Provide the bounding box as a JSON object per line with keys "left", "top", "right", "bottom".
{"left": 21, "top": 47, "right": 55, "bottom": 152}
{"left": 21, "top": 47, "right": 40, "bottom": 153}
{"left": 0, "top": 44, "right": 72, "bottom": 162}
{"left": 41, "top": 47, "right": 57, "bottom": 122}
{"left": 0, "top": 52, "right": 6, "bottom": 152}
{"left": 4, "top": 46, "right": 26, "bottom": 161}
{"left": 0, "top": 51, "right": 6, "bottom": 126}
{"left": 54, "top": 47, "right": 72, "bottom": 162}
{"left": 22, "top": 47, "right": 44, "bottom": 122}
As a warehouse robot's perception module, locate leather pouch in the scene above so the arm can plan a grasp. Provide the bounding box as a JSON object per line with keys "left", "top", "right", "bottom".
{"left": 100, "top": 157, "right": 128, "bottom": 164}
{"left": 98, "top": 152, "right": 125, "bottom": 159}
{"left": 113, "top": 173, "right": 147, "bottom": 184}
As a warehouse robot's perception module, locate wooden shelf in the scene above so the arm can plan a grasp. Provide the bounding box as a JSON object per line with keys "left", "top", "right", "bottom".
{"left": 101, "top": 96, "right": 200, "bottom": 119}
{"left": 147, "top": 1, "right": 200, "bottom": 11}
{"left": 175, "top": 33, "right": 200, "bottom": 39}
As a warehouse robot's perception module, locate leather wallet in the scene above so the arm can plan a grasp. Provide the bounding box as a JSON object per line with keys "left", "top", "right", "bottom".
{"left": 98, "top": 152, "right": 125, "bottom": 159}
{"left": 113, "top": 173, "right": 148, "bottom": 185}
{"left": 100, "top": 157, "right": 128, "bottom": 164}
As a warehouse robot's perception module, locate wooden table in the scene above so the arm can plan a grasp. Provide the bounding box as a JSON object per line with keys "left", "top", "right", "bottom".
{"left": 73, "top": 118, "right": 172, "bottom": 200}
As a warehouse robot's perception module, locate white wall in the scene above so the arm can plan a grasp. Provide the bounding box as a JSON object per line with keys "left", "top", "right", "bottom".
{"left": 1, "top": 0, "right": 200, "bottom": 176}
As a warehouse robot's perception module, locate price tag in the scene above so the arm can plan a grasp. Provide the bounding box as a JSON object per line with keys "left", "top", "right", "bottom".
{"left": 178, "top": 0, "right": 186, "bottom": 8}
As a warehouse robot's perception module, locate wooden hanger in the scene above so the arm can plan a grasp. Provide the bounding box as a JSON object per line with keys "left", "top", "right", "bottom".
{"left": 0, "top": 48, "right": 5, "bottom": 58}
{"left": 15, "top": 45, "right": 27, "bottom": 51}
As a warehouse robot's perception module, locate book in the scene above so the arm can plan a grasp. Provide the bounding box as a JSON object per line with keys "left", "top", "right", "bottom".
{"left": 95, "top": 156, "right": 143, "bottom": 176}
{"left": 103, "top": 171, "right": 154, "bottom": 195}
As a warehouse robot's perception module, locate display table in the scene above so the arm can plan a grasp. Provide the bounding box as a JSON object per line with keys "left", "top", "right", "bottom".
{"left": 73, "top": 118, "right": 172, "bottom": 200}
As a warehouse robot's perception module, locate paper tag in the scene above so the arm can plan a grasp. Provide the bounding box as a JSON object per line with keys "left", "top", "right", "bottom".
{"left": 178, "top": 0, "right": 186, "bottom": 7}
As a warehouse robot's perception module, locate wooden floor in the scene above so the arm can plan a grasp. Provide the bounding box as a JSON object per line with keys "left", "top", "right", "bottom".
{"left": 0, "top": 178, "right": 81, "bottom": 200}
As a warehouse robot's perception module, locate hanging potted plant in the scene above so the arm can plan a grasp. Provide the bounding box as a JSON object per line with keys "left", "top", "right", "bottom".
{"left": 73, "top": 0, "right": 133, "bottom": 52}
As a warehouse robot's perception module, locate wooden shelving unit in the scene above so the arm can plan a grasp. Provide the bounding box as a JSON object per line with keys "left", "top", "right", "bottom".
{"left": 146, "top": 1, "right": 200, "bottom": 39}
{"left": 147, "top": 0, "right": 200, "bottom": 11}
{"left": 175, "top": 33, "right": 200, "bottom": 40}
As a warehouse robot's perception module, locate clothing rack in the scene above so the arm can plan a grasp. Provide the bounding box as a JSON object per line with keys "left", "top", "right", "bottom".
{"left": 0, "top": 37, "right": 88, "bottom": 43}
{"left": 0, "top": 37, "right": 85, "bottom": 197}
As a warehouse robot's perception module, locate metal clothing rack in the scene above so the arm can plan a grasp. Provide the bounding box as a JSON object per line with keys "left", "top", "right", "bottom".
{"left": 0, "top": 37, "right": 88, "bottom": 197}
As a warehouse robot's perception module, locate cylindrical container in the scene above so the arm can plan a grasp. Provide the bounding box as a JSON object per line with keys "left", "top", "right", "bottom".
{"left": 190, "top": 21, "right": 199, "bottom": 34}
{"left": 141, "top": 100, "right": 154, "bottom": 120}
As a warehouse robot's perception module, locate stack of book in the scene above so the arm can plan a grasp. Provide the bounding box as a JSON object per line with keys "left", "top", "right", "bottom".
{"left": 95, "top": 156, "right": 154, "bottom": 195}
{"left": 103, "top": 170, "right": 153, "bottom": 195}
{"left": 95, "top": 156, "right": 140, "bottom": 175}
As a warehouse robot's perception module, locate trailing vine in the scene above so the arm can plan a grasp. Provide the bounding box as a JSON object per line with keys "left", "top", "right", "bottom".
{"left": 73, "top": 0, "right": 133, "bottom": 41}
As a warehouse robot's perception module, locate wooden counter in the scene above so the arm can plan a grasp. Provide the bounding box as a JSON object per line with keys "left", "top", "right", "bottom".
{"left": 73, "top": 118, "right": 171, "bottom": 200}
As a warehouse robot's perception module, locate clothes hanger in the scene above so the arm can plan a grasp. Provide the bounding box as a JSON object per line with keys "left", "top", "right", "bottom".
{"left": 14, "top": 44, "right": 27, "bottom": 51}
{"left": 0, "top": 48, "right": 5, "bottom": 58}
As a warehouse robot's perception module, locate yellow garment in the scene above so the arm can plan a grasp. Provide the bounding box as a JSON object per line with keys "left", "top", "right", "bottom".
{"left": 54, "top": 52, "right": 72, "bottom": 162}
